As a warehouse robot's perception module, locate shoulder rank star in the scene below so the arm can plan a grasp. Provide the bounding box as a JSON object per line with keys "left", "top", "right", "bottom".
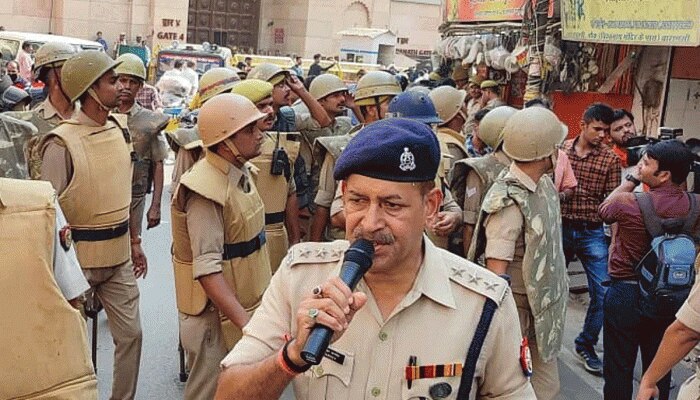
{"left": 59, "top": 225, "right": 73, "bottom": 251}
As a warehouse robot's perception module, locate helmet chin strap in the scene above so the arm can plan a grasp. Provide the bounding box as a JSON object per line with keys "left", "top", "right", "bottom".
{"left": 87, "top": 87, "right": 111, "bottom": 112}
{"left": 223, "top": 137, "right": 248, "bottom": 166}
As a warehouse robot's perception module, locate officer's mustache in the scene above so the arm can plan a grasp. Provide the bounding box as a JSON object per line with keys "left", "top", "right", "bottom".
{"left": 351, "top": 227, "right": 395, "bottom": 245}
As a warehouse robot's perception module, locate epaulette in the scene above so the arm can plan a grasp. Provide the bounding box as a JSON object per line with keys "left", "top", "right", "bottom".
{"left": 443, "top": 251, "right": 509, "bottom": 306}
{"left": 285, "top": 240, "right": 349, "bottom": 268}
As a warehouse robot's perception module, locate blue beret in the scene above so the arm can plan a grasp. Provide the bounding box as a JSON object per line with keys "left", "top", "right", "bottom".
{"left": 334, "top": 118, "right": 440, "bottom": 182}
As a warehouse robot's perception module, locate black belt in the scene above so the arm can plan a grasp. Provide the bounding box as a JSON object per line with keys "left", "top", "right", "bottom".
{"left": 72, "top": 221, "right": 129, "bottom": 242}
{"left": 222, "top": 230, "right": 266, "bottom": 260}
{"left": 265, "top": 211, "right": 285, "bottom": 225}
{"left": 562, "top": 219, "right": 603, "bottom": 230}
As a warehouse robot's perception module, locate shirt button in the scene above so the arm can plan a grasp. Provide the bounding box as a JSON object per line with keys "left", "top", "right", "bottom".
{"left": 316, "top": 366, "right": 324, "bottom": 375}
{"left": 371, "top": 387, "right": 381, "bottom": 397}
{"left": 379, "top": 331, "right": 388, "bottom": 341}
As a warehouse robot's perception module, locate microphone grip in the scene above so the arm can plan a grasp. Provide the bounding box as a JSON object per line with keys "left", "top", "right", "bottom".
{"left": 300, "top": 325, "right": 333, "bottom": 365}
{"left": 300, "top": 262, "right": 366, "bottom": 365}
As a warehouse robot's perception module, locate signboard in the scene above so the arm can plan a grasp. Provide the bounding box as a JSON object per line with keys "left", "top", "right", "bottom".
{"left": 562, "top": 0, "right": 700, "bottom": 46}
{"left": 152, "top": 15, "right": 187, "bottom": 50}
{"left": 446, "top": 0, "right": 553, "bottom": 22}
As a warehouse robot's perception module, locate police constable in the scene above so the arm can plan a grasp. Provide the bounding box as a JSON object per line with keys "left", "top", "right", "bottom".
{"left": 231, "top": 79, "right": 302, "bottom": 272}
{"left": 168, "top": 67, "right": 240, "bottom": 191}
{"left": 5, "top": 41, "right": 76, "bottom": 179}
{"left": 115, "top": 53, "right": 170, "bottom": 238}
{"left": 430, "top": 85, "right": 469, "bottom": 172}
{"left": 171, "top": 93, "right": 272, "bottom": 399}
{"left": 310, "top": 71, "right": 402, "bottom": 241}
{"left": 0, "top": 178, "right": 97, "bottom": 398}
{"left": 292, "top": 73, "right": 353, "bottom": 197}
{"left": 38, "top": 50, "right": 144, "bottom": 400}
{"left": 247, "top": 63, "right": 333, "bottom": 235}
{"left": 215, "top": 118, "right": 536, "bottom": 400}
{"left": 451, "top": 106, "right": 516, "bottom": 257}
{"left": 472, "top": 107, "right": 568, "bottom": 400}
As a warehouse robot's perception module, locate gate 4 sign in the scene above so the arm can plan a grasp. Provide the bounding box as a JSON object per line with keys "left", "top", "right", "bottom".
{"left": 562, "top": 0, "right": 700, "bottom": 46}
{"left": 446, "top": 0, "right": 553, "bottom": 22}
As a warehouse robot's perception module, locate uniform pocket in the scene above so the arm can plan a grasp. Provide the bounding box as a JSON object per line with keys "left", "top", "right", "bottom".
{"left": 306, "top": 347, "right": 355, "bottom": 399}
{"left": 402, "top": 376, "right": 462, "bottom": 400}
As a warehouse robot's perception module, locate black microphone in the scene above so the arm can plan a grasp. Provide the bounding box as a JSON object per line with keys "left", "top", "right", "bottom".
{"left": 300, "top": 239, "right": 374, "bottom": 365}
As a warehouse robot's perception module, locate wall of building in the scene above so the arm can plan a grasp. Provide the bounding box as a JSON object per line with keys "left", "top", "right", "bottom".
{"left": 2, "top": 0, "right": 188, "bottom": 54}
{"left": 4, "top": 0, "right": 440, "bottom": 62}
{"left": 257, "top": 0, "right": 440, "bottom": 61}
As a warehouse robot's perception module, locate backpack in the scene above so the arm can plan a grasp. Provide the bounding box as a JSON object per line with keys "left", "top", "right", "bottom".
{"left": 635, "top": 192, "right": 700, "bottom": 319}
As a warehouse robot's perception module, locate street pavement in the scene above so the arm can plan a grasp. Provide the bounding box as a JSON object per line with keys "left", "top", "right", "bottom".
{"left": 90, "top": 166, "right": 692, "bottom": 399}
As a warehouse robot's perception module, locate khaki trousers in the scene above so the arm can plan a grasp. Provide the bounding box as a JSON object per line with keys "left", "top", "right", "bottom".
{"left": 514, "top": 293, "right": 560, "bottom": 400}
{"left": 180, "top": 305, "right": 227, "bottom": 400}
{"left": 84, "top": 261, "right": 143, "bottom": 400}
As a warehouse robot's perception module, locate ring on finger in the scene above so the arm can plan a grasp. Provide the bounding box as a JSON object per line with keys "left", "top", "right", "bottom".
{"left": 308, "top": 308, "right": 319, "bottom": 320}
{"left": 312, "top": 285, "right": 323, "bottom": 298}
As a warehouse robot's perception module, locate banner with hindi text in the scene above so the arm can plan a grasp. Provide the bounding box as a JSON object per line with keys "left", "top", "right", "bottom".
{"left": 562, "top": 0, "right": 700, "bottom": 46}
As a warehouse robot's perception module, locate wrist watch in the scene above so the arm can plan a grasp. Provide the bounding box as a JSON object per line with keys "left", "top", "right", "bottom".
{"left": 625, "top": 174, "right": 641, "bottom": 186}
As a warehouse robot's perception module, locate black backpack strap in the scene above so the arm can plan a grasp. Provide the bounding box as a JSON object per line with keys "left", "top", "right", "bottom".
{"left": 635, "top": 192, "right": 664, "bottom": 237}
{"left": 682, "top": 193, "right": 700, "bottom": 235}
{"left": 456, "top": 298, "right": 498, "bottom": 400}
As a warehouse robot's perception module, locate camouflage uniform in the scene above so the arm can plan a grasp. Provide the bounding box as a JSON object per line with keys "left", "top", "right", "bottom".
{"left": 119, "top": 103, "right": 169, "bottom": 235}
{"left": 6, "top": 99, "right": 71, "bottom": 179}
{"left": 477, "top": 165, "right": 568, "bottom": 359}
{"left": 0, "top": 114, "right": 37, "bottom": 179}
{"left": 451, "top": 151, "right": 511, "bottom": 260}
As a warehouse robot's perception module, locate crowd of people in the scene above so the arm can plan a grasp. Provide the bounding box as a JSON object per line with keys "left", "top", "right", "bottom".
{"left": 3, "top": 39, "right": 700, "bottom": 400}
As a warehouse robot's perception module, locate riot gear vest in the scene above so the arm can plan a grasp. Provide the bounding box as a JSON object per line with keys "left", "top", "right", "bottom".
{"left": 41, "top": 114, "right": 133, "bottom": 268}
{"left": 171, "top": 150, "right": 272, "bottom": 322}
{"left": 251, "top": 133, "right": 300, "bottom": 273}
{"left": 122, "top": 104, "right": 170, "bottom": 197}
{"left": 7, "top": 99, "right": 74, "bottom": 179}
{"left": 0, "top": 178, "right": 97, "bottom": 399}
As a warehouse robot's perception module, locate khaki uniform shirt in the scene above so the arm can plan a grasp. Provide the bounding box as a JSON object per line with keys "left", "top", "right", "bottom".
{"left": 184, "top": 163, "right": 252, "bottom": 279}
{"left": 483, "top": 164, "right": 536, "bottom": 295}
{"left": 33, "top": 98, "right": 68, "bottom": 127}
{"left": 222, "top": 239, "right": 535, "bottom": 400}
{"left": 463, "top": 152, "right": 511, "bottom": 225}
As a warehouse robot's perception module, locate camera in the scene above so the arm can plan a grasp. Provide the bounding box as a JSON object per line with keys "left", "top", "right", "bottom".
{"left": 625, "top": 127, "right": 684, "bottom": 166}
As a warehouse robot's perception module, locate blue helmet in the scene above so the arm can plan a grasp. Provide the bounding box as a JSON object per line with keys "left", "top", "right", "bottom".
{"left": 386, "top": 90, "right": 443, "bottom": 125}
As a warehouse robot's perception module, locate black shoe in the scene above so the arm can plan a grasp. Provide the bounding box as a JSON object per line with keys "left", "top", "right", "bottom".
{"left": 575, "top": 345, "right": 603, "bottom": 375}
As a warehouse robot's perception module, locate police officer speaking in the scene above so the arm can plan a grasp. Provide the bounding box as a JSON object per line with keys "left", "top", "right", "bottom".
{"left": 215, "top": 118, "right": 536, "bottom": 399}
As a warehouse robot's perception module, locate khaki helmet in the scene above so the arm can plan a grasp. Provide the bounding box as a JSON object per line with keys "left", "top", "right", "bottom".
{"left": 247, "top": 63, "right": 288, "bottom": 86}
{"left": 502, "top": 107, "right": 566, "bottom": 162}
{"left": 60, "top": 50, "right": 121, "bottom": 103}
{"left": 198, "top": 67, "right": 240, "bottom": 104}
{"left": 429, "top": 86, "right": 467, "bottom": 125}
{"left": 354, "top": 71, "right": 402, "bottom": 106}
{"left": 33, "top": 42, "right": 76, "bottom": 74}
{"left": 114, "top": 53, "right": 147, "bottom": 81}
{"left": 478, "top": 106, "right": 518, "bottom": 149}
{"left": 309, "top": 74, "right": 347, "bottom": 100}
{"left": 230, "top": 79, "right": 273, "bottom": 104}
{"left": 198, "top": 93, "right": 266, "bottom": 147}
{"left": 451, "top": 65, "right": 469, "bottom": 82}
